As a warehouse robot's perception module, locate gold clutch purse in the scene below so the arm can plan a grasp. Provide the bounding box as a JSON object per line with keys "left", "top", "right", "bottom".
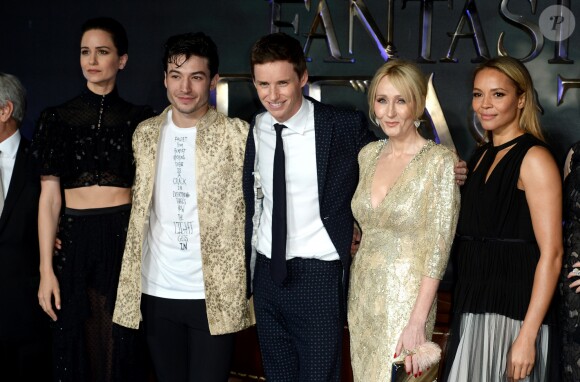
{"left": 391, "top": 341, "right": 441, "bottom": 382}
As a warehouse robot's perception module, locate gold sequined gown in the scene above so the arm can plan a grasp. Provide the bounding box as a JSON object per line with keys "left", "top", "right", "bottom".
{"left": 348, "top": 140, "right": 460, "bottom": 382}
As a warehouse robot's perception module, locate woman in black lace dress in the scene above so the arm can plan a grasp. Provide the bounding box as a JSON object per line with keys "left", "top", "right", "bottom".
{"left": 560, "top": 142, "right": 580, "bottom": 382}
{"left": 33, "top": 17, "right": 154, "bottom": 381}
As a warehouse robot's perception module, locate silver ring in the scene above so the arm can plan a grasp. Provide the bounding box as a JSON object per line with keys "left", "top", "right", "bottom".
{"left": 572, "top": 268, "right": 580, "bottom": 277}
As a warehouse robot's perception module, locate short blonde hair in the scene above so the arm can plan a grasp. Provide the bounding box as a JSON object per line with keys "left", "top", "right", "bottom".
{"left": 367, "top": 59, "right": 427, "bottom": 125}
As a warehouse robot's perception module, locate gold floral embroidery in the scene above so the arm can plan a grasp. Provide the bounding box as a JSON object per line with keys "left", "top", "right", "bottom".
{"left": 113, "top": 107, "right": 254, "bottom": 334}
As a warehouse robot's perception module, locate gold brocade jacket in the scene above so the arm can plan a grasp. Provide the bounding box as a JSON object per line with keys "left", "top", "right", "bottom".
{"left": 112, "top": 106, "right": 254, "bottom": 334}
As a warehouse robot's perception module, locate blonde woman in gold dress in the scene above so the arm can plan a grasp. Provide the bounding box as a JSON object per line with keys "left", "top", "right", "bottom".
{"left": 348, "top": 60, "right": 460, "bottom": 381}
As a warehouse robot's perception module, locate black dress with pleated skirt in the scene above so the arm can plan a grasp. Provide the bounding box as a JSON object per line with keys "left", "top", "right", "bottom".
{"left": 444, "top": 134, "right": 559, "bottom": 382}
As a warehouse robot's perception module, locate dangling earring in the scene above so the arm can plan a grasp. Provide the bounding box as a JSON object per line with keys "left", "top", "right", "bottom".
{"left": 414, "top": 120, "right": 421, "bottom": 128}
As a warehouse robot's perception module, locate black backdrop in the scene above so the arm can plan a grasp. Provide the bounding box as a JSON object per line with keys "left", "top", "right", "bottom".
{"left": 3, "top": 0, "right": 579, "bottom": 162}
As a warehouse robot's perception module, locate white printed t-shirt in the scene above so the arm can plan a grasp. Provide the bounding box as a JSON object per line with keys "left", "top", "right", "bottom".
{"left": 142, "top": 110, "right": 204, "bottom": 299}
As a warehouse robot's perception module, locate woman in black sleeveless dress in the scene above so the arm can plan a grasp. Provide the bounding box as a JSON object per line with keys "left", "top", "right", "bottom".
{"left": 444, "top": 57, "right": 562, "bottom": 382}
{"left": 560, "top": 142, "right": 580, "bottom": 382}
{"left": 33, "top": 18, "right": 154, "bottom": 381}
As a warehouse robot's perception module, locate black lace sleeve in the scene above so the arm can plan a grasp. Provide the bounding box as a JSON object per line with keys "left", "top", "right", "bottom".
{"left": 571, "top": 141, "right": 580, "bottom": 172}
{"left": 31, "top": 89, "right": 156, "bottom": 188}
{"left": 31, "top": 107, "right": 65, "bottom": 177}
{"left": 560, "top": 141, "right": 580, "bottom": 381}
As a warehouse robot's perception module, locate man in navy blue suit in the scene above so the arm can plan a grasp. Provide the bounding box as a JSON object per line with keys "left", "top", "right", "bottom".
{"left": 243, "top": 33, "right": 376, "bottom": 381}
{"left": 243, "top": 33, "right": 467, "bottom": 381}
{"left": 0, "top": 73, "right": 51, "bottom": 380}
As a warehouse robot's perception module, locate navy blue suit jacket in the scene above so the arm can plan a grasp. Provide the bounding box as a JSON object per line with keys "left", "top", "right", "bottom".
{"left": 0, "top": 137, "right": 48, "bottom": 340}
{"left": 243, "top": 97, "right": 376, "bottom": 299}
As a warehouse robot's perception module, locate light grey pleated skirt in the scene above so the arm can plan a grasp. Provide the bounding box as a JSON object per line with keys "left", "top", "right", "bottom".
{"left": 447, "top": 313, "right": 550, "bottom": 382}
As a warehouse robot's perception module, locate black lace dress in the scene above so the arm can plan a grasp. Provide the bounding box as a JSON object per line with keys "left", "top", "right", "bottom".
{"left": 560, "top": 141, "right": 580, "bottom": 382}
{"left": 32, "top": 87, "right": 154, "bottom": 382}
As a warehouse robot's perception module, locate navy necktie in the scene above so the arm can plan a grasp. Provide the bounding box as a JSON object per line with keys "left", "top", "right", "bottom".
{"left": 271, "top": 123, "right": 287, "bottom": 284}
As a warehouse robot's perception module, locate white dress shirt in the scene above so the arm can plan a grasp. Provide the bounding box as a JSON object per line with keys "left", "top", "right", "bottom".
{"left": 256, "top": 98, "right": 339, "bottom": 261}
{"left": 0, "top": 129, "right": 20, "bottom": 199}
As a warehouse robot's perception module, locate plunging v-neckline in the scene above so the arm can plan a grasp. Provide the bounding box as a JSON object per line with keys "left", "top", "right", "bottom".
{"left": 369, "top": 140, "right": 432, "bottom": 210}
{"left": 478, "top": 134, "right": 525, "bottom": 185}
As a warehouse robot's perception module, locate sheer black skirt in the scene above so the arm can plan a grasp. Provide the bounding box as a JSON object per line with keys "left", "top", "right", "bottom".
{"left": 52, "top": 204, "right": 147, "bottom": 382}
